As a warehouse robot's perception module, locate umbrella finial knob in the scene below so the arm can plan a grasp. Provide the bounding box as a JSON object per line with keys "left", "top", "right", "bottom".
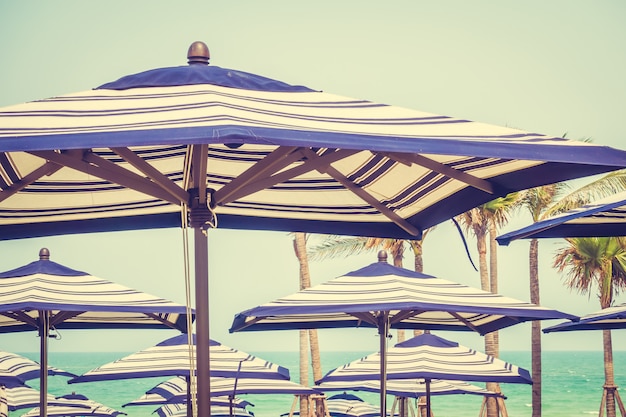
{"left": 187, "top": 41, "right": 210, "bottom": 65}
{"left": 377, "top": 250, "right": 388, "bottom": 263}
{"left": 39, "top": 248, "right": 50, "bottom": 260}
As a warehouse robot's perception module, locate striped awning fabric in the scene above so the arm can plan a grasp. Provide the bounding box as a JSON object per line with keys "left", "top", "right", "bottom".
{"left": 0, "top": 252, "right": 191, "bottom": 334}
{"left": 497, "top": 191, "right": 626, "bottom": 245}
{"left": 1, "top": 62, "right": 626, "bottom": 241}
{"left": 0, "top": 351, "right": 75, "bottom": 384}
{"left": 230, "top": 258, "right": 576, "bottom": 336}
{"left": 69, "top": 334, "right": 290, "bottom": 383}
{"left": 316, "top": 378, "right": 502, "bottom": 398}
{"left": 317, "top": 333, "right": 531, "bottom": 385}
{"left": 544, "top": 303, "right": 626, "bottom": 332}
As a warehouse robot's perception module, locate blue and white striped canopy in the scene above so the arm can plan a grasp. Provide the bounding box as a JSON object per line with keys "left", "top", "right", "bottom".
{"left": 497, "top": 191, "right": 626, "bottom": 245}
{"left": 230, "top": 256, "right": 576, "bottom": 336}
{"left": 0, "top": 249, "right": 191, "bottom": 334}
{"left": 316, "top": 378, "right": 501, "bottom": 398}
{"left": 69, "top": 334, "right": 290, "bottom": 383}
{"left": 1, "top": 46, "right": 626, "bottom": 241}
{"left": 0, "top": 351, "right": 75, "bottom": 385}
{"left": 317, "top": 333, "right": 531, "bottom": 385}
{"left": 544, "top": 303, "right": 626, "bottom": 333}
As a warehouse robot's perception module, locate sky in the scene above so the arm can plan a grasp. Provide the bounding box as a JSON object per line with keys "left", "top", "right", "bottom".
{"left": 0, "top": 1, "right": 626, "bottom": 360}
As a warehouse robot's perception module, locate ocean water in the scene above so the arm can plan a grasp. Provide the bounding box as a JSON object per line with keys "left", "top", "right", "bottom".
{"left": 17, "top": 350, "right": 626, "bottom": 417}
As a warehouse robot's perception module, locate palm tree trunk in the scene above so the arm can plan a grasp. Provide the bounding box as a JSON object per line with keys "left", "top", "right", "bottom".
{"left": 392, "top": 247, "right": 406, "bottom": 343}
{"left": 529, "top": 238, "right": 542, "bottom": 417}
{"left": 603, "top": 329, "right": 617, "bottom": 417}
{"left": 294, "top": 232, "right": 316, "bottom": 417}
{"left": 412, "top": 240, "right": 425, "bottom": 339}
{"left": 487, "top": 222, "right": 502, "bottom": 416}
{"left": 309, "top": 329, "right": 323, "bottom": 382}
{"left": 475, "top": 232, "right": 496, "bottom": 417}
{"left": 299, "top": 329, "right": 310, "bottom": 417}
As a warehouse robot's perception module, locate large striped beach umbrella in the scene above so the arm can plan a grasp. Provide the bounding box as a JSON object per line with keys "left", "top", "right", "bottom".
{"left": 316, "top": 333, "right": 531, "bottom": 416}
{"left": 3, "top": 41, "right": 626, "bottom": 417}
{"left": 497, "top": 191, "right": 626, "bottom": 245}
{"left": 230, "top": 251, "right": 563, "bottom": 416}
{"left": 0, "top": 248, "right": 192, "bottom": 416}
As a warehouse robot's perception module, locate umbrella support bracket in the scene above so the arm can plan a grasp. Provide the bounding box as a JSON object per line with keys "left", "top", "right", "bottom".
{"left": 188, "top": 187, "right": 217, "bottom": 232}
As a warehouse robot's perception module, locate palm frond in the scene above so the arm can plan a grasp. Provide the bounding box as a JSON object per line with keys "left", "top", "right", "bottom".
{"left": 544, "top": 169, "right": 626, "bottom": 217}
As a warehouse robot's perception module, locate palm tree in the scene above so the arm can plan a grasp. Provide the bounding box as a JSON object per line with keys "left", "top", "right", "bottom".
{"left": 456, "top": 194, "right": 520, "bottom": 417}
{"left": 553, "top": 237, "right": 626, "bottom": 417}
{"left": 293, "top": 232, "right": 322, "bottom": 417}
{"left": 518, "top": 184, "right": 564, "bottom": 417}
{"left": 518, "top": 167, "right": 626, "bottom": 417}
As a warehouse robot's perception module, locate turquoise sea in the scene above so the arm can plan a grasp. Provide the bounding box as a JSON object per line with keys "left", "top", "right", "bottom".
{"left": 17, "top": 350, "right": 626, "bottom": 417}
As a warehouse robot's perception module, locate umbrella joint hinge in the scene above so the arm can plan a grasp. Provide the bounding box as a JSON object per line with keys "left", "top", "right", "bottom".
{"left": 187, "top": 188, "right": 217, "bottom": 231}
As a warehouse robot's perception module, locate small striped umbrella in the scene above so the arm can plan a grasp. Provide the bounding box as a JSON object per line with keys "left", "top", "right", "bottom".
{"left": 0, "top": 248, "right": 192, "bottom": 416}
{"left": 0, "top": 381, "right": 78, "bottom": 412}
{"left": 497, "top": 191, "right": 626, "bottom": 245}
{"left": 21, "top": 393, "right": 126, "bottom": 417}
{"left": 69, "top": 333, "right": 289, "bottom": 383}
{"left": 316, "top": 333, "right": 530, "bottom": 416}
{"left": 0, "top": 351, "right": 75, "bottom": 385}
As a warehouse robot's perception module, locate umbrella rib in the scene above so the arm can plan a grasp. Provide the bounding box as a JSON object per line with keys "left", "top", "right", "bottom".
{"left": 382, "top": 152, "right": 496, "bottom": 194}
{"left": 144, "top": 312, "right": 182, "bottom": 329}
{"left": 29, "top": 150, "right": 180, "bottom": 205}
{"left": 0, "top": 311, "right": 39, "bottom": 328}
{"left": 447, "top": 311, "right": 482, "bottom": 333}
{"left": 218, "top": 148, "right": 361, "bottom": 205}
{"left": 212, "top": 146, "right": 300, "bottom": 206}
{"left": 111, "top": 147, "right": 189, "bottom": 203}
{"left": 349, "top": 311, "right": 378, "bottom": 327}
{"left": 300, "top": 148, "right": 421, "bottom": 236}
{"left": 49, "top": 311, "right": 83, "bottom": 328}
{"left": 389, "top": 309, "right": 424, "bottom": 325}
{"left": 0, "top": 161, "right": 63, "bottom": 203}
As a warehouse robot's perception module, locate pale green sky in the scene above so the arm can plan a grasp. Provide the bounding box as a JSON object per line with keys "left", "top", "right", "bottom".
{"left": 0, "top": 1, "right": 625, "bottom": 356}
